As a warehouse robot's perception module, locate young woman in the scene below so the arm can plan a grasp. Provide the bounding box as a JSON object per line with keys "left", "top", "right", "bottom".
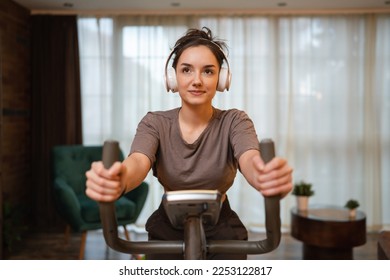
{"left": 85, "top": 27, "right": 293, "bottom": 259}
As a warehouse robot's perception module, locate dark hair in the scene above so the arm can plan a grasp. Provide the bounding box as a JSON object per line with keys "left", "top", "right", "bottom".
{"left": 171, "top": 27, "right": 228, "bottom": 70}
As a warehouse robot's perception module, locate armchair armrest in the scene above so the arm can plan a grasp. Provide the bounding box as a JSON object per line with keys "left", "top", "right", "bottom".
{"left": 53, "top": 178, "right": 85, "bottom": 231}
{"left": 123, "top": 182, "right": 149, "bottom": 219}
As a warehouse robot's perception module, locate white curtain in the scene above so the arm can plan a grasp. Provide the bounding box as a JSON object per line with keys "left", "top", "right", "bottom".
{"left": 78, "top": 14, "right": 390, "bottom": 231}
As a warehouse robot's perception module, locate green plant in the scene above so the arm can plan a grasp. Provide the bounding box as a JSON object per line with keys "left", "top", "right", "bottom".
{"left": 344, "top": 199, "right": 360, "bottom": 210}
{"left": 292, "top": 180, "right": 314, "bottom": 196}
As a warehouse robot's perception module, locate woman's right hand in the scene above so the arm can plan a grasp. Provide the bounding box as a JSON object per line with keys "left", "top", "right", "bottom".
{"left": 85, "top": 161, "right": 125, "bottom": 202}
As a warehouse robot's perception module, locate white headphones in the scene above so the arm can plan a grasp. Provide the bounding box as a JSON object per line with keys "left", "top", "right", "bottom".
{"left": 164, "top": 41, "right": 232, "bottom": 93}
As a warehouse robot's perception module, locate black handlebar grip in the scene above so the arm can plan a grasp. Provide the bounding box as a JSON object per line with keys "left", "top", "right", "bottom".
{"left": 102, "top": 140, "right": 120, "bottom": 168}
{"left": 259, "top": 138, "right": 275, "bottom": 164}
{"left": 99, "top": 140, "right": 121, "bottom": 251}
{"left": 259, "top": 139, "right": 281, "bottom": 252}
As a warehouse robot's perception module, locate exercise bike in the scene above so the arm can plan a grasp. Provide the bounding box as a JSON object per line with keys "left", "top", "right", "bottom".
{"left": 99, "top": 139, "right": 281, "bottom": 260}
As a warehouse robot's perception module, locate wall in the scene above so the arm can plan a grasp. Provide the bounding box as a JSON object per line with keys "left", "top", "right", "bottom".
{"left": 0, "top": 0, "right": 31, "bottom": 258}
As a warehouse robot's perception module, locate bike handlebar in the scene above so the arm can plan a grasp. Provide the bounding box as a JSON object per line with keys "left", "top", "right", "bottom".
{"left": 98, "top": 139, "right": 281, "bottom": 256}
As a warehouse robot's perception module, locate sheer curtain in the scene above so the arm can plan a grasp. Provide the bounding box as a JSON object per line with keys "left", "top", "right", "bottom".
{"left": 78, "top": 14, "right": 389, "bottom": 231}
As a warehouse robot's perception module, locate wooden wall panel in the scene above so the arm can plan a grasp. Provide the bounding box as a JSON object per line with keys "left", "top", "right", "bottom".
{"left": 0, "top": 0, "right": 31, "bottom": 258}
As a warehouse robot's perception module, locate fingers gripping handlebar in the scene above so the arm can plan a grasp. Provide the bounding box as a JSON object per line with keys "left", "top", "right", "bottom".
{"left": 98, "top": 139, "right": 281, "bottom": 257}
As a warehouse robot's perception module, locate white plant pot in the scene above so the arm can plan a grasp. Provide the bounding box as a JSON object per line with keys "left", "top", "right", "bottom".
{"left": 349, "top": 208, "right": 357, "bottom": 219}
{"left": 296, "top": 196, "right": 309, "bottom": 211}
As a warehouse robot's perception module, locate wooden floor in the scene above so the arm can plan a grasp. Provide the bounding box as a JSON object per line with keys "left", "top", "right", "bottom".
{"left": 7, "top": 227, "right": 380, "bottom": 260}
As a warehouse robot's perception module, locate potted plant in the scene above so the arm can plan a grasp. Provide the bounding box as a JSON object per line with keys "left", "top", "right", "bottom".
{"left": 344, "top": 199, "right": 360, "bottom": 219}
{"left": 292, "top": 180, "right": 314, "bottom": 211}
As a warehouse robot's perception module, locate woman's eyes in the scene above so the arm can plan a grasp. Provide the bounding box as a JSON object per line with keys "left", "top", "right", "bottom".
{"left": 181, "top": 67, "right": 191, "bottom": 74}
{"left": 204, "top": 69, "right": 215, "bottom": 75}
{"left": 180, "top": 67, "right": 215, "bottom": 75}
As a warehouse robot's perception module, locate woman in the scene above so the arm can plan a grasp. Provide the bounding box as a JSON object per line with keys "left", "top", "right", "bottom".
{"left": 85, "top": 27, "right": 293, "bottom": 259}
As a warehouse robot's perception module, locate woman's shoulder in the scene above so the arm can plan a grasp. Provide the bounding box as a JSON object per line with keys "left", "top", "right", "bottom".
{"left": 143, "top": 108, "right": 180, "bottom": 122}
{"left": 214, "top": 107, "right": 251, "bottom": 121}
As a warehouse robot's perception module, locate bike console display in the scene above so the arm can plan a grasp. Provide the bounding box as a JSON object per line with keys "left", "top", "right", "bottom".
{"left": 163, "top": 190, "right": 222, "bottom": 229}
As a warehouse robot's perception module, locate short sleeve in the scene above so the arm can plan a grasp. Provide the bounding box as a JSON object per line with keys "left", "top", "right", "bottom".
{"left": 129, "top": 112, "right": 160, "bottom": 164}
{"left": 229, "top": 110, "right": 260, "bottom": 160}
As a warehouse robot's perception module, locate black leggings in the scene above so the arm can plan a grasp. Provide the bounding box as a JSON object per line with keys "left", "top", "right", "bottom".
{"left": 145, "top": 197, "right": 248, "bottom": 260}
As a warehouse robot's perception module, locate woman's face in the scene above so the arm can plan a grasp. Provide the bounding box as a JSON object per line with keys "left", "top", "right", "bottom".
{"left": 175, "top": 45, "right": 219, "bottom": 107}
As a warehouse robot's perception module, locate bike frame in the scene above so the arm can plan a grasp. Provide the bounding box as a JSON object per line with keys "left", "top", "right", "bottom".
{"left": 99, "top": 139, "right": 281, "bottom": 260}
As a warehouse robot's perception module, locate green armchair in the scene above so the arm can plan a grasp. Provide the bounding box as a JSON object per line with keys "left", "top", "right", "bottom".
{"left": 51, "top": 145, "right": 149, "bottom": 259}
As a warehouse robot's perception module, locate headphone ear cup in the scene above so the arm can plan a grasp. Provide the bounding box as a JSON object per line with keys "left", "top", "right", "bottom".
{"left": 165, "top": 67, "right": 178, "bottom": 92}
{"left": 217, "top": 67, "right": 231, "bottom": 92}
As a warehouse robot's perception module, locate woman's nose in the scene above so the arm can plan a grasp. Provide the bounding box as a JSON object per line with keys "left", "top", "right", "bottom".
{"left": 192, "top": 71, "right": 202, "bottom": 86}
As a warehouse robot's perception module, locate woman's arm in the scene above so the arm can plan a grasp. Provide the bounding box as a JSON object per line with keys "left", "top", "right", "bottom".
{"left": 85, "top": 152, "right": 151, "bottom": 202}
{"left": 238, "top": 149, "right": 293, "bottom": 198}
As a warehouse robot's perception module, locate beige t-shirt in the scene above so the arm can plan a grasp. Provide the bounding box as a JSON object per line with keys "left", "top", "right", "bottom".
{"left": 130, "top": 107, "right": 259, "bottom": 194}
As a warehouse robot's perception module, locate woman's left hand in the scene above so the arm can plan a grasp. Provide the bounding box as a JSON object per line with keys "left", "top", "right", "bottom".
{"left": 240, "top": 150, "right": 293, "bottom": 198}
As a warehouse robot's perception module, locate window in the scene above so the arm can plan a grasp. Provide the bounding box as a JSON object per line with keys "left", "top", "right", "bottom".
{"left": 78, "top": 15, "right": 390, "bottom": 229}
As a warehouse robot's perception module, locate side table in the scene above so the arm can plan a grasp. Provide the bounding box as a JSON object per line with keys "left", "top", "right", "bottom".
{"left": 378, "top": 231, "right": 390, "bottom": 260}
{"left": 291, "top": 205, "right": 366, "bottom": 259}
